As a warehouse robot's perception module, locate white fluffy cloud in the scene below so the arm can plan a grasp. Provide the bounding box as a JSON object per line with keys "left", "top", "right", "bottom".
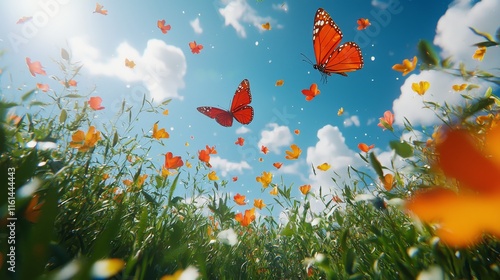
{"left": 69, "top": 37, "right": 186, "bottom": 101}
{"left": 343, "top": 115, "right": 360, "bottom": 127}
{"left": 210, "top": 156, "right": 251, "bottom": 176}
{"left": 190, "top": 18, "right": 203, "bottom": 34}
{"left": 219, "top": 0, "right": 273, "bottom": 37}
{"left": 235, "top": 126, "right": 251, "bottom": 134}
{"left": 306, "top": 125, "right": 362, "bottom": 191}
{"left": 257, "top": 123, "right": 293, "bottom": 154}
{"left": 392, "top": 0, "right": 500, "bottom": 127}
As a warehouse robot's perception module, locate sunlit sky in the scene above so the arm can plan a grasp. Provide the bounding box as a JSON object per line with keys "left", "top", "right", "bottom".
{"left": 1, "top": 0, "right": 500, "bottom": 215}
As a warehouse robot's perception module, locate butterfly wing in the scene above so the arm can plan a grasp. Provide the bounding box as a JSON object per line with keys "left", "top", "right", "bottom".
{"left": 312, "top": 8, "right": 363, "bottom": 76}
{"left": 197, "top": 106, "right": 234, "bottom": 127}
{"left": 230, "top": 79, "right": 254, "bottom": 125}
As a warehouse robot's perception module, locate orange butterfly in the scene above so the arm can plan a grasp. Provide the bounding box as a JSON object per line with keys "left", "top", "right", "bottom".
{"left": 93, "top": 3, "right": 108, "bottom": 15}
{"left": 301, "top": 83, "right": 320, "bottom": 101}
{"left": 189, "top": 41, "right": 203, "bottom": 54}
{"left": 157, "top": 19, "right": 171, "bottom": 34}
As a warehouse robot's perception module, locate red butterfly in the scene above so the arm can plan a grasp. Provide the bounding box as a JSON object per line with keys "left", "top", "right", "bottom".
{"left": 197, "top": 79, "right": 254, "bottom": 127}
{"left": 310, "top": 8, "right": 363, "bottom": 78}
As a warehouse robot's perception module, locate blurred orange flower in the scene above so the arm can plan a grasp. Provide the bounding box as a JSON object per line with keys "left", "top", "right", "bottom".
{"left": 208, "top": 171, "right": 219, "bottom": 181}
{"left": 357, "top": 18, "right": 370, "bottom": 30}
{"left": 69, "top": 126, "right": 101, "bottom": 152}
{"left": 301, "top": 83, "right": 320, "bottom": 101}
{"left": 382, "top": 173, "right": 394, "bottom": 191}
{"left": 93, "top": 3, "right": 108, "bottom": 15}
{"left": 235, "top": 137, "right": 245, "bottom": 146}
{"left": 26, "top": 57, "right": 46, "bottom": 77}
{"left": 24, "top": 194, "right": 44, "bottom": 223}
{"left": 317, "top": 162, "right": 330, "bottom": 171}
{"left": 406, "top": 128, "right": 500, "bottom": 247}
{"left": 358, "top": 143, "right": 375, "bottom": 152}
{"left": 152, "top": 123, "right": 170, "bottom": 140}
{"left": 299, "top": 184, "right": 311, "bottom": 195}
{"left": 269, "top": 186, "right": 279, "bottom": 196}
{"left": 273, "top": 162, "right": 283, "bottom": 169}
{"left": 261, "top": 22, "right": 271, "bottom": 30}
{"left": 256, "top": 171, "right": 273, "bottom": 188}
{"left": 164, "top": 152, "right": 183, "bottom": 169}
{"left": 452, "top": 83, "right": 467, "bottom": 92}
{"left": 36, "top": 83, "right": 50, "bottom": 92}
{"left": 411, "top": 81, "right": 430, "bottom": 96}
{"left": 392, "top": 56, "right": 417, "bottom": 76}
{"left": 89, "top": 96, "right": 105, "bottom": 110}
{"left": 235, "top": 208, "right": 255, "bottom": 227}
{"left": 275, "top": 79, "right": 284, "bottom": 86}
{"left": 234, "top": 193, "right": 246, "bottom": 205}
{"left": 378, "top": 110, "right": 394, "bottom": 131}
{"left": 285, "top": 144, "right": 301, "bottom": 160}
{"left": 254, "top": 199, "right": 265, "bottom": 210}
{"left": 261, "top": 145, "right": 269, "bottom": 154}
{"left": 472, "top": 46, "right": 486, "bottom": 61}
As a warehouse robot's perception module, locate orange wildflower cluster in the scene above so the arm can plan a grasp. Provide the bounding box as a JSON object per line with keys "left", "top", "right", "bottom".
{"left": 235, "top": 208, "right": 256, "bottom": 227}
{"left": 69, "top": 126, "right": 101, "bottom": 152}
{"left": 198, "top": 145, "right": 217, "bottom": 167}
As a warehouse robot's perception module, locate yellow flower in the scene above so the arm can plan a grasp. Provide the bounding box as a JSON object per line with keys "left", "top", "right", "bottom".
{"left": 299, "top": 184, "right": 311, "bottom": 195}
{"left": 152, "top": 123, "right": 169, "bottom": 140}
{"left": 254, "top": 199, "right": 266, "bottom": 210}
{"left": 392, "top": 56, "right": 417, "bottom": 76}
{"left": 337, "top": 107, "right": 344, "bottom": 116}
{"left": 69, "top": 126, "right": 101, "bottom": 152}
{"left": 472, "top": 46, "right": 486, "bottom": 61}
{"left": 285, "top": 144, "right": 301, "bottom": 160}
{"left": 256, "top": 171, "right": 273, "bottom": 188}
{"left": 269, "top": 186, "right": 279, "bottom": 196}
{"left": 186, "top": 160, "right": 192, "bottom": 168}
{"left": 317, "top": 163, "right": 330, "bottom": 171}
{"left": 208, "top": 171, "right": 219, "bottom": 181}
{"left": 162, "top": 109, "right": 169, "bottom": 115}
{"left": 275, "top": 79, "right": 284, "bottom": 86}
{"left": 411, "top": 81, "right": 430, "bottom": 96}
{"left": 452, "top": 83, "right": 467, "bottom": 92}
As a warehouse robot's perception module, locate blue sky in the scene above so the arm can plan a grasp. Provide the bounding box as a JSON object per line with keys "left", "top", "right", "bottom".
{"left": 2, "top": 0, "right": 500, "bottom": 216}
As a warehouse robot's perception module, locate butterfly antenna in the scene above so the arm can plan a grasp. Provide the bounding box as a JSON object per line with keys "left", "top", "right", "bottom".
{"left": 300, "top": 53, "right": 314, "bottom": 65}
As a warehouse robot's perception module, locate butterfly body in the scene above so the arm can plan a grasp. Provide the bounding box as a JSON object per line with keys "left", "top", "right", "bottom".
{"left": 197, "top": 79, "right": 254, "bottom": 127}
{"left": 312, "top": 8, "right": 363, "bottom": 78}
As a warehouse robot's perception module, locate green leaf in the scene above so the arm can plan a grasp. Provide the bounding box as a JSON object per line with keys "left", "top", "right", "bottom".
{"left": 112, "top": 130, "right": 119, "bottom": 147}
{"left": 29, "top": 101, "right": 49, "bottom": 107}
{"left": 469, "top": 27, "right": 496, "bottom": 43}
{"left": 63, "top": 94, "right": 84, "bottom": 98}
{"left": 141, "top": 190, "right": 159, "bottom": 206}
{"left": 59, "top": 109, "right": 67, "bottom": 123}
{"left": 484, "top": 87, "right": 493, "bottom": 98}
{"left": 389, "top": 141, "right": 414, "bottom": 158}
{"left": 280, "top": 222, "right": 294, "bottom": 236}
{"left": 22, "top": 89, "right": 36, "bottom": 102}
{"left": 369, "top": 152, "right": 384, "bottom": 178}
{"left": 167, "top": 172, "right": 181, "bottom": 206}
{"left": 417, "top": 40, "right": 440, "bottom": 67}
{"left": 61, "top": 48, "right": 70, "bottom": 60}
{"left": 463, "top": 98, "right": 495, "bottom": 119}
{"left": 162, "top": 98, "right": 172, "bottom": 106}
{"left": 343, "top": 248, "right": 356, "bottom": 275}
{"left": 473, "top": 41, "right": 499, "bottom": 47}
{"left": 440, "top": 56, "right": 454, "bottom": 68}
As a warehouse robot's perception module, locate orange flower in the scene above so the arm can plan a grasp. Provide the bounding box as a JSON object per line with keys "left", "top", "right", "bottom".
{"left": 24, "top": 194, "right": 44, "bottom": 223}
{"left": 69, "top": 126, "right": 101, "bottom": 152}
{"left": 357, "top": 18, "right": 370, "bottom": 30}
{"left": 317, "top": 163, "right": 330, "bottom": 171}
{"left": 25, "top": 57, "right": 46, "bottom": 77}
{"left": 273, "top": 162, "right": 283, "bottom": 169}
{"left": 157, "top": 19, "right": 171, "bottom": 34}
{"left": 254, "top": 199, "right": 265, "bottom": 209}
{"left": 301, "top": 83, "right": 320, "bottom": 101}
{"left": 332, "top": 195, "right": 343, "bottom": 203}
{"left": 406, "top": 128, "right": 500, "bottom": 247}
{"left": 164, "top": 152, "right": 183, "bottom": 169}
{"left": 256, "top": 171, "right": 272, "bottom": 188}
{"left": 261, "top": 145, "right": 269, "bottom": 154}
{"left": 36, "top": 83, "right": 50, "bottom": 92}
{"left": 411, "top": 81, "right": 430, "bottom": 96}
{"left": 208, "top": 171, "right": 219, "bottom": 181}
{"left": 198, "top": 149, "right": 211, "bottom": 166}
{"left": 234, "top": 193, "right": 246, "bottom": 205}
{"left": 67, "top": 79, "right": 77, "bottom": 87}
{"left": 102, "top": 173, "right": 110, "bottom": 180}
{"left": 261, "top": 22, "right": 271, "bottom": 30}
{"left": 189, "top": 41, "right": 203, "bottom": 54}
{"left": 88, "top": 96, "right": 105, "bottom": 110}
{"left": 452, "top": 84, "right": 467, "bottom": 92}
{"left": 358, "top": 143, "right": 374, "bottom": 152}
{"left": 299, "top": 184, "right": 311, "bottom": 195}
{"left": 235, "top": 137, "right": 245, "bottom": 146}
{"left": 381, "top": 174, "right": 394, "bottom": 191}
{"left": 125, "top": 58, "right": 136, "bottom": 69}
{"left": 269, "top": 186, "right": 279, "bottom": 196}
{"left": 377, "top": 110, "right": 394, "bottom": 131}
{"left": 285, "top": 144, "right": 301, "bottom": 160}
{"left": 235, "top": 208, "right": 255, "bottom": 227}
{"left": 275, "top": 79, "right": 284, "bottom": 86}
{"left": 294, "top": 129, "right": 300, "bottom": 135}
{"left": 163, "top": 109, "right": 169, "bottom": 115}
{"left": 472, "top": 46, "right": 486, "bottom": 61}
{"left": 232, "top": 176, "right": 238, "bottom": 182}
{"left": 205, "top": 145, "right": 217, "bottom": 154}
{"left": 392, "top": 56, "right": 417, "bottom": 76}
{"left": 337, "top": 107, "right": 344, "bottom": 116}
{"left": 93, "top": 3, "right": 108, "bottom": 15}
{"left": 152, "top": 123, "right": 170, "bottom": 140}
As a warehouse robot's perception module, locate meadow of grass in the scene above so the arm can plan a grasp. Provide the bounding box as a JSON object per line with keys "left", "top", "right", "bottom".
{"left": 1, "top": 36, "right": 500, "bottom": 279}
